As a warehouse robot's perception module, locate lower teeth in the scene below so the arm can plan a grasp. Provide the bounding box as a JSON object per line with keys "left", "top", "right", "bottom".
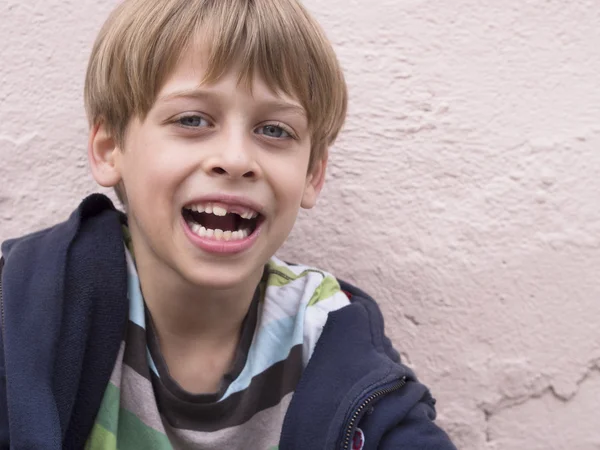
{"left": 190, "top": 223, "right": 250, "bottom": 241}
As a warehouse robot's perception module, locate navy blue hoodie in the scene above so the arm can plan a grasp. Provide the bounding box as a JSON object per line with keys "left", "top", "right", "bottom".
{"left": 0, "top": 194, "right": 456, "bottom": 449}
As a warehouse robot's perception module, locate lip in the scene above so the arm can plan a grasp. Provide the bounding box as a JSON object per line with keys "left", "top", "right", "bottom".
{"left": 181, "top": 194, "right": 265, "bottom": 255}
{"left": 182, "top": 194, "right": 266, "bottom": 216}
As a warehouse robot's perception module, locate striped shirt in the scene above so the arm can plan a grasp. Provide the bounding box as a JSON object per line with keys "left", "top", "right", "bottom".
{"left": 85, "top": 251, "right": 350, "bottom": 450}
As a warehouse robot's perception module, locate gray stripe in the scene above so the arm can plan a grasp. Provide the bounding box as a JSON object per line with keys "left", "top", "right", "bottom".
{"left": 109, "top": 342, "right": 126, "bottom": 386}
{"left": 118, "top": 363, "right": 167, "bottom": 434}
{"left": 165, "top": 392, "right": 292, "bottom": 450}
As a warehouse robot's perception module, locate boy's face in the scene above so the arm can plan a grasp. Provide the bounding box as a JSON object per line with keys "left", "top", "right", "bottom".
{"left": 89, "top": 46, "right": 326, "bottom": 291}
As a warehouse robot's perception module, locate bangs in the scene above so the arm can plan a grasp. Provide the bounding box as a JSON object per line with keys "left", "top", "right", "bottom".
{"left": 85, "top": 0, "right": 347, "bottom": 165}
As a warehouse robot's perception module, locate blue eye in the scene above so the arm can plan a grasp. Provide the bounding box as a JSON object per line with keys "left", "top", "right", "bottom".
{"left": 177, "top": 115, "right": 209, "bottom": 128}
{"left": 256, "top": 124, "right": 291, "bottom": 139}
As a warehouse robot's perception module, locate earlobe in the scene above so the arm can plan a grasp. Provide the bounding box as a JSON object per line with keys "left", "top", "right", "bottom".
{"left": 301, "top": 154, "right": 328, "bottom": 209}
{"left": 88, "top": 122, "right": 122, "bottom": 188}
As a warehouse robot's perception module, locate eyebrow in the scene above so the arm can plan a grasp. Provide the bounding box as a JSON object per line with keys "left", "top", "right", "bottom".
{"left": 157, "top": 88, "right": 307, "bottom": 117}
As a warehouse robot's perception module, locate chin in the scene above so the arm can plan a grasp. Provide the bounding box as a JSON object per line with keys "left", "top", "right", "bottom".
{"left": 180, "top": 262, "right": 264, "bottom": 291}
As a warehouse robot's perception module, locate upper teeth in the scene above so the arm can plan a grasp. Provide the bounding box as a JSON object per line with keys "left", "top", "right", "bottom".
{"left": 189, "top": 203, "right": 258, "bottom": 219}
{"left": 240, "top": 210, "right": 256, "bottom": 219}
{"left": 213, "top": 206, "right": 227, "bottom": 216}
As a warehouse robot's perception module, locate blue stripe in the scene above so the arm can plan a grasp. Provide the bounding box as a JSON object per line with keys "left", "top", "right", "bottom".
{"left": 125, "top": 250, "right": 146, "bottom": 329}
{"left": 125, "top": 248, "right": 159, "bottom": 377}
{"left": 147, "top": 348, "right": 159, "bottom": 377}
{"left": 221, "top": 311, "right": 306, "bottom": 400}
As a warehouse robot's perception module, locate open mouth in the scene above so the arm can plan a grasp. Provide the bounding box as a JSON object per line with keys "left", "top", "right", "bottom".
{"left": 182, "top": 202, "right": 263, "bottom": 241}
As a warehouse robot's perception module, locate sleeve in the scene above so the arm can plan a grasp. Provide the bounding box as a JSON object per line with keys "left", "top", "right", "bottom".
{"left": 358, "top": 380, "right": 457, "bottom": 450}
{"left": 378, "top": 391, "right": 457, "bottom": 449}
{"left": 0, "top": 318, "right": 9, "bottom": 449}
{"left": 0, "top": 258, "right": 9, "bottom": 449}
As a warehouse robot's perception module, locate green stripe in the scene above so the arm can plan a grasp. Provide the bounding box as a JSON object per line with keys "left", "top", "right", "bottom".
{"left": 85, "top": 424, "right": 117, "bottom": 450}
{"left": 266, "top": 262, "right": 342, "bottom": 305}
{"left": 265, "top": 265, "right": 303, "bottom": 287}
{"left": 266, "top": 263, "right": 326, "bottom": 288}
{"left": 116, "top": 409, "right": 173, "bottom": 450}
{"left": 307, "top": 275, "right": 341, "bottom": 306}
{"left": 87, "top": 382, "right": 172, "bottom": 450}
{"left": 93, "top": 382, "right": 121, "bottom": 433}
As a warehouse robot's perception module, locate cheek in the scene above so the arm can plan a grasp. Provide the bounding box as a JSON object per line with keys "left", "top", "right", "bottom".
{"left": 125, "top": 137, "right": 190, "bottom": 193}
{"left": 121, "top": 139, "right": 191, "bottom": 230}
{"left": 274, "top": 168, "right": 309, "bottom": 205}
{"left": 268, "top": 150, "right": 312, "bottom": 203}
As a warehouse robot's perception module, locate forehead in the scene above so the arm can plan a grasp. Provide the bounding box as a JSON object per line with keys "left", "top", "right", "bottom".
{"left": 156, "top": 40, "right": 305, "bottom": 109}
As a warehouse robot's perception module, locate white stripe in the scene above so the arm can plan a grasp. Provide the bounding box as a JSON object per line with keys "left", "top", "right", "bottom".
{"left": 260, "top": 277, "right": 314, "bottom": 322}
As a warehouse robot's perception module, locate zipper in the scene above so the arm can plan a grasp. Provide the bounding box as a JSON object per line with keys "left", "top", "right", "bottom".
{"left": 340, "top": 376, "right": 408, "bottom": 450}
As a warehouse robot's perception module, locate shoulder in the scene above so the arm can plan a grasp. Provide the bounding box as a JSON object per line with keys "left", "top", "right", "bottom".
{"left": 269, "top": 257, "right": 386, "bottom": 317}
{"left": 0, "top": 193, "right": 127, "bottom": 331}
{"left": 265, "top": 257, "right": 349, "bottom": 306}
{"left": 273, "top": 258, "right": 402, "bottom": 363}
{"left": 1, "top": 194, "right": 123, "bottom": 266}
{"left": 337, "top": 278, "right": 403, "bottom": 364}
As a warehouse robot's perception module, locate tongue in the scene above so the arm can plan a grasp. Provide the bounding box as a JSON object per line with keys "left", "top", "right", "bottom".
{"left": 201, "top": 213, "right": 237, "bottom": 232}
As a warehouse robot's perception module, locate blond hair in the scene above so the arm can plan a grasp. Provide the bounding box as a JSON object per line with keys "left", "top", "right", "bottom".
{"left": 84, "top": 0, "right": 347, "bottom": 170}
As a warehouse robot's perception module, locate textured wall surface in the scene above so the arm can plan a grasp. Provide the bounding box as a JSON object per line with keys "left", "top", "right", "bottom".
{"left": 1, "top": 0, "right": 599, "bottom": 448}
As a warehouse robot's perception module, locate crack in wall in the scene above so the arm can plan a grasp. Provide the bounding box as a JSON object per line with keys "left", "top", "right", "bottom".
{"left": 0, "top": 132, "right": 38, "bottom": 146}
{"left": 404, "top": 314, "right": 421, "bottom": 326}
{"left": 480, "top": 358, "right": 600, "bottom": 443}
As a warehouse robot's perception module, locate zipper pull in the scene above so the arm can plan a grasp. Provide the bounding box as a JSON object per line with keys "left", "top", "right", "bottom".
{"left": 341, "top": 376, "right": 408, "bottom": 449}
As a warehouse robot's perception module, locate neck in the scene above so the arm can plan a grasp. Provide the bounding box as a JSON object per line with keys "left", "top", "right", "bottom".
{"left": 125, "top": 222, "right": 265, "bottom": 393}
{"left": 136, "top": 258, "right": 263, "bottom": 345}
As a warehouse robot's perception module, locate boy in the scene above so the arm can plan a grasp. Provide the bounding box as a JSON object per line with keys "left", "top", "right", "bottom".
{"left": 0, "top": 0, "right": 456, "bottom": 448}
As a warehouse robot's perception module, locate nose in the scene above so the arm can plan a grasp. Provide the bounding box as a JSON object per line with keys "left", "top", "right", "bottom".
{"left": 203, "top": 132, "right": 260, "bottom": 180}
{"left": 211, "top": 165, "right": 255, "bottom": 178}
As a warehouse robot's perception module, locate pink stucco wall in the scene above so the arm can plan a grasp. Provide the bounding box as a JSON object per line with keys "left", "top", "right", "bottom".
{"left": 2, "top": 0, "right": 599, "bottom": 448}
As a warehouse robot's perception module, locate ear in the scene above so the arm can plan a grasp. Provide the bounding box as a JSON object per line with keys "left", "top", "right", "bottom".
{"left": 88, "top": 121, "right": 123, "bottom": 188}
{"left": 301, "top": 151, "right": 328, "bottom": 209}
